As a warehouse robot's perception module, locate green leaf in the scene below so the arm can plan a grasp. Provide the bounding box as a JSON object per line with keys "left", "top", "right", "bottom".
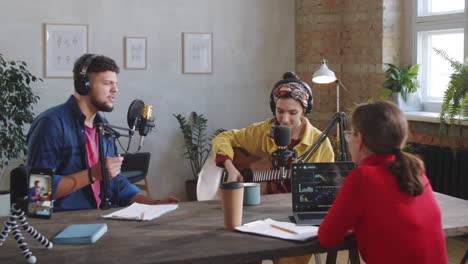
{"left": 382, "top": 63, "right": 419, "bottom": 96}
{"left": 380, "top": 88, "right": 393, "bottom": 99}
{"left": 0, "top": 54, "right": 41, "bottom": 170}
{"left": 173, "top": 112, "right": 223, "bottom": 181}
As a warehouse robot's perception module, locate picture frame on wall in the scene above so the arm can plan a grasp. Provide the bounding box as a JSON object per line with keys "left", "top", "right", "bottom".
{"left": 124, "top": 37, "right": 147, "bottom": 70}
{"left": 182, "top": 32, "right": 212, "bottom": 74}
{"left": 44, "top": 23, "right": 88, "bottom": 78}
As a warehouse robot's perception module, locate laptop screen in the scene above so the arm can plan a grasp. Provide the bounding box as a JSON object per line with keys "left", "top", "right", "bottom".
{"left": 291, "top": 162, "right": 355, "bottom": 212}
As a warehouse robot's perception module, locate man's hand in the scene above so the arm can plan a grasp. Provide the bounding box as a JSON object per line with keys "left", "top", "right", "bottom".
{"left": 155, "top": 197, "right": 179, "bottom": 204}
{"left": 91, "top": 156, "right": 124, "bottom": 181}
{"left": 129, "top": 193, "right": 179, "bottom": 205}
{"left": 106, "top": 156, "right": 124, "bottom": 178}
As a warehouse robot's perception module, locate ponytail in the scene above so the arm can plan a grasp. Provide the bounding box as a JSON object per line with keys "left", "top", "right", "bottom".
{"left": 351, "top": 100, "right": 425, "bottom": 196}
{"left": 387, "top": 151, "right": 425, "bottom": 196}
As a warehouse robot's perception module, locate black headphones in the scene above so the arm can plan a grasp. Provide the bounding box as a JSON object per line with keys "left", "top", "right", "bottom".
{"left": 74, "top": 54, "right": 99, "bottom": 95}
{"left": 269, "top": 76, "right": 313, "bottom": 115}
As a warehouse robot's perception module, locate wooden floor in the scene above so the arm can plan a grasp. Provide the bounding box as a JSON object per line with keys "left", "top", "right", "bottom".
{"left": 262, "top": 236, "right": 468, "bottom": 264}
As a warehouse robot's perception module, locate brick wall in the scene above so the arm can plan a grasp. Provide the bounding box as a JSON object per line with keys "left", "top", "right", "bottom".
{"left": 296, "top": 0, "right": 387, "bottom": 130}
{"left": 296, "top": 0, "right": 465, "bottom": 147}
{"left": 409, "top": 122, "right": 468, "bottom": 148}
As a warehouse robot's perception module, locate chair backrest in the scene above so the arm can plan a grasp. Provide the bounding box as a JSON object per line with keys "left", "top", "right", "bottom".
{"left": 121, "top": 152, "right": 151, "bottom": 176}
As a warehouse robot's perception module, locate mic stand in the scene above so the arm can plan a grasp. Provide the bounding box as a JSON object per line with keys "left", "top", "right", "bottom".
{"left": 272, "top": 148, "right": 297, "bottom": 181}
{"left": 297, "top": 111, "right": 350, "bottom": 162}
{"left": 96, "top": 122, "right": 134, "bottom": 210}
{"left": 0, "top": 202, "right": 53, "bottom": 264}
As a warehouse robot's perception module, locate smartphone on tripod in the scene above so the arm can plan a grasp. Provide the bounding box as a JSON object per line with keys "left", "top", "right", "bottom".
{"left": 27, "top": 168, "right": 54, "bottom": 219}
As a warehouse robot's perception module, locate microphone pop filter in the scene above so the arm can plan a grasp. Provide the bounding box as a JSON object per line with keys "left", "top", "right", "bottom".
{"left": 274, "top": 125, "right": 291, "bottom": 147}
{"left": 127, "top": 99, "right": 144, "bottom": 129}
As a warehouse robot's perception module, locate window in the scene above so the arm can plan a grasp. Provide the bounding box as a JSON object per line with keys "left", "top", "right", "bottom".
{"left": 413, "top": 0, "right": 467, "bottom": 112}
{"left": 418, "top": 0, "right": 464, "bottom": 16}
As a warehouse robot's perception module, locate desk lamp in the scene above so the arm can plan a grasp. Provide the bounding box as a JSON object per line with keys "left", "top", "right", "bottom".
{"left": 312, "top": 59, "right": 348, "bottom": 112}
{"left": 296, "top": 59, "right": 350, "bottom": 162}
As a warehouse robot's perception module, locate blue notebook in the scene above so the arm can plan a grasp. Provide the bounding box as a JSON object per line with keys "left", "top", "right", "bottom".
{"left": 52, "top": 223, "right": 108, "bottom": 244}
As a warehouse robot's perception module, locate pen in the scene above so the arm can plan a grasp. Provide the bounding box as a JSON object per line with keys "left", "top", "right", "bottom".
{"left": 140, "top": 209, "right": 147, "bottom": 221}
{"left": 271, "top": 224, "right": 298, "bottom": 234}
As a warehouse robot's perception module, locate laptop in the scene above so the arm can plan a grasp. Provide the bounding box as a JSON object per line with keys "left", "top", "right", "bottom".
{"left": 291, "top": 162, "right": 355, "bottom": 225}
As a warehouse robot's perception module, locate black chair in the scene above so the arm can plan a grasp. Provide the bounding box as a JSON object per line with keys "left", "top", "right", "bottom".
{"left": 121, "top": 152, "right": 152, "bottom": 198}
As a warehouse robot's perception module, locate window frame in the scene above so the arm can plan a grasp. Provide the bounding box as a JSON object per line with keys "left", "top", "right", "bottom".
{"left": 417, "top": 0, "right": 465, "bottom": 17}
{"left": 411, "top": 0, "right": 468, "bottom": 113}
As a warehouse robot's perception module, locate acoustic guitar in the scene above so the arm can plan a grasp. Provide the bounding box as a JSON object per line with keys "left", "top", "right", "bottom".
{"left": 222, "top": 147, "right": 293, "bottom": 193}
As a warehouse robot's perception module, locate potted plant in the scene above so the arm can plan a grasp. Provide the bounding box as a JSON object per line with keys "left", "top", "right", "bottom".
{"left": 173, "top": 112, "right": 224, "bottom": 201}
{"left": 0, "top": 53, "right": 41, "bottom": 215}
{"left": 433, "top": 48, "right": 468, "bottom": 139}
{"left": 381, "top": 63, "right": 421, "bottom": 111}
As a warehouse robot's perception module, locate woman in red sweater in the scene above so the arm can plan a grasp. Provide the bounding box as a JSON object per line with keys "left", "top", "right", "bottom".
{"left": 318, "top": 101, "right": 448, "bottom": 263}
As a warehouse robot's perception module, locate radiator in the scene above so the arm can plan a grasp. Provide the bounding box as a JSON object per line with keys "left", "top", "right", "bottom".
{"left": 411, "top": 143, "right": 468, "bottom": 200}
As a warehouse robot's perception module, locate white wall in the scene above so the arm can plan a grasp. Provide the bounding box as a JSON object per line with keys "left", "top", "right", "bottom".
{"left": 0, "top": 0, "right": 295, "bottom": 200}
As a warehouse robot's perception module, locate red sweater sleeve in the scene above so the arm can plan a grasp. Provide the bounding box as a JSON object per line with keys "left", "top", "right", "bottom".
{"left": 215, "top": 154, "right": 231, "bottom": 167}
{"left": 318, "top": 168, "right": 365, "bottom": 247}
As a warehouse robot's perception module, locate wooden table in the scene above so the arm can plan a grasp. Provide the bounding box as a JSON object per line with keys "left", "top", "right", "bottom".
{"left": 435, "top": 192, "right": 468, "bottom": 237}
{"left": 0, "top": 192, "right": 466, "bottom": 264}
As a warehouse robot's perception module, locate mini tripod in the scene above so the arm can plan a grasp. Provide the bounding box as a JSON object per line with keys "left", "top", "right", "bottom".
{"left": 0, "top": 203, "right": 53, "bottom": 264}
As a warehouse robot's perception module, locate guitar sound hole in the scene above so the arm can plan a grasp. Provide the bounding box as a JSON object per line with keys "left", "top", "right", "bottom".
{"left": 241, "top": 169, "right": 253, "bottom": 182}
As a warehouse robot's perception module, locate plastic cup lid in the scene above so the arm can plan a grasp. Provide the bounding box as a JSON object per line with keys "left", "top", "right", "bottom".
{"left": 219, "top": 182, "right": 244, "bottom": 190}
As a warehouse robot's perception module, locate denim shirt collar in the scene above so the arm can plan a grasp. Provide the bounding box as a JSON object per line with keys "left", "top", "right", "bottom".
{"left": 65, "top": 95, "right": 106, "bottom": 126}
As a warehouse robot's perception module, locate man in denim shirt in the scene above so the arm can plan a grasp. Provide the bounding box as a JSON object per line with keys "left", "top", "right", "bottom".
{"left": 27, "top": 54, "right": 178, "bottom": 211}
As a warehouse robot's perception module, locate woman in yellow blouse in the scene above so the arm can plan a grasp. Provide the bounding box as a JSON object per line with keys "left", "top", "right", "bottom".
{"left": 212, "top": 72, "right": 334, "bottom": 264}
{"left": 213, "top": 72, "right": 334, "bottom": 182}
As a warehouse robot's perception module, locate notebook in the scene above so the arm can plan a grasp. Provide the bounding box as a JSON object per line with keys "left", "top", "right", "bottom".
{"left": 291, "top": 162, "right": 355, "bottom": 225}
{"left": 102, "top": 203, "right": 178, "bottom": 221}
{"left": 52, "top": 223, "right": 108, "bottom": 244}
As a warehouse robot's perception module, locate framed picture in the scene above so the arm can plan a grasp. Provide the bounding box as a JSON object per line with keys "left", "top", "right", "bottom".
{"left": 44, "top": 23, "right": 88, "bottom": 78}
{"left": 182, "top": 32, "right": 212, "bottom": 74}
{"left": 124, "top": 37, "right": 147, "bottom": 70}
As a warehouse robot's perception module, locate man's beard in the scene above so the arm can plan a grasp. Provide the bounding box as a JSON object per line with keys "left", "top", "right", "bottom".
{"left": 90, "top": 96, "right": 114, "bottom": 112}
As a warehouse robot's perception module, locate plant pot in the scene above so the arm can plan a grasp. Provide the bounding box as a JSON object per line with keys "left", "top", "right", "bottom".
{"left": 0, "top": 191, "right": 10, "bottom": 217}
{"left": 390, "top": 92, "right": 422, "bottom": 112}
{"left": 185, "top": 179, "right": 198, "bottom": 201}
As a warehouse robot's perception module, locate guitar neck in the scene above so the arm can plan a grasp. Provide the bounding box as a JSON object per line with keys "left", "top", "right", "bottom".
{"left": 250, "top": 169, "right": 291, "bottom": 183}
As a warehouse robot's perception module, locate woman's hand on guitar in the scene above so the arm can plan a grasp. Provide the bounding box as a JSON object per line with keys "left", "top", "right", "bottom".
{"left": 224, "top": 159, "right": 243, "bottom": 182}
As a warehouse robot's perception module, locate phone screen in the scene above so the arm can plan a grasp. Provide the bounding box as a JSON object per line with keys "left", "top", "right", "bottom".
{"left": 28, "top": 169, "right": 54, "bottom": 218}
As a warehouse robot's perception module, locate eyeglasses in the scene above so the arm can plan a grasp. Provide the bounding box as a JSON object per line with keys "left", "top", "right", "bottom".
{"left": 343, "top": 130, "right": 358, "bottom": 142}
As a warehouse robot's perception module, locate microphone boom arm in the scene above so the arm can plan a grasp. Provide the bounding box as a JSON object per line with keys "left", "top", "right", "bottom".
{"left": 96, "top": 122, "right": 137, "bottom": 210}
{"left": 101, "top": 123, "right": 135, "bottom": 138}
{"left": 97, "top": 123, "right": 112, "bottom": 210}
{"left": 297, "top": 111, "right": 350, "bottom": 162}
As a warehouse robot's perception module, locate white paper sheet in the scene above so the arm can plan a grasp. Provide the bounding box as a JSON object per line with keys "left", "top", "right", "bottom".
{"left": 102, "top": 203, "right": 178, "bottom": 221}
{"left": 235, "top": 218, "right": 318, "bottom": 241}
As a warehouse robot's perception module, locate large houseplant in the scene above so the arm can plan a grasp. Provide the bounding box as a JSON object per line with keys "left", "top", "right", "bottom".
{"left": 173, "top": 112, "right": 224, "bottom": 200}
{"left": 381, "top": 63, "right": 420, "bottom": 110}
{"left": 433, "top": 48, "right": 468, "bottom": 137}
{"left": 0, "top": 54, "right": 41, "bottom": 214}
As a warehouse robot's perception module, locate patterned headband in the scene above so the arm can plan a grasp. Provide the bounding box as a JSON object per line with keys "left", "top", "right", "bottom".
{"left": 272, "top": 82, "right": 309, "bottom": 110}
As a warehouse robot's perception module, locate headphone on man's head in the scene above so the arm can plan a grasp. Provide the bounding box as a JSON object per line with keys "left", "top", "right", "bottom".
{"left": 269, "top": 76, "right": 313, "bottom": 115}
{"left": 74, "top": 54, "right": 99, "bottom": 95}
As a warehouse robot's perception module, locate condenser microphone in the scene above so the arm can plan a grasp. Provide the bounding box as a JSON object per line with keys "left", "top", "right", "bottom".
{"left": 274, "top": 125, "right": 291, "bottom": 147}
{"left": 127, "top": 99, "right": 144, "bottom": 133}
{"left": 138, "top": 104, "right": 153, "bottom": 149}
{"left": 127, "top": 99, "right": 155, "bottom": 151}
{"left": 272, "top": 125, "right": 294, "bottom": 181}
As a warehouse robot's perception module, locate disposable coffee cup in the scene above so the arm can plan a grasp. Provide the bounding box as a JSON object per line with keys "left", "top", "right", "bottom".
{"left": 219, "top": 182, "right": 244, "bottom": 230}
{"left": 243, "top": 183, "right": 261, "bottom": 206}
